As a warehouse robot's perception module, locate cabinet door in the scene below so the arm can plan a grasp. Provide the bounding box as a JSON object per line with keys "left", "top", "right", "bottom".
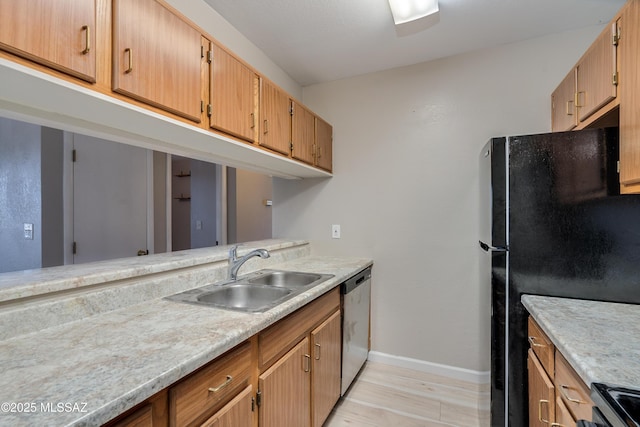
{"left": 315, "top": 116, "right": 333, "bottom": 172}
{"left": 576, "top": 21, "right": 618, "bottom": 122}
{"left": 551, "top": 69, "right": 576, "bottom": 132}
{"left": 619, "top": 0, "right": 640, "bottom": 192}
{"left": 311, "top": 310, "right": 341, "bottom": 427}
{"left": 528, "top": 349, "right": 555, "bottom": 427}
{"left": 113, "top": 0, "right": 202, "bottom": 122}
{"left": 210, "top": 44, "right": 259, "bottom": 143}
{"left": 259, "top": 337, "right": 311, "bottom": 427}
{"left": 200, "top": 385, "right": 253, "bottom": 427}
{"left": 260, "top": 79, "right": 291, "bottom": 155}
{"left": 0, "top": 0, "right": 96, "bottom": 82}
{"left": 554, "top": 396, "right": 575, "bottom": 427}
{"left": 291, "top": 102, "right": 315, "bottom": 165}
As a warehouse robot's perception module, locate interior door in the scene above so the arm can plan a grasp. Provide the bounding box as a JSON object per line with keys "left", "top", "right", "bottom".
{"left": 72, "top": 134, "right": 149, "bottom": 264}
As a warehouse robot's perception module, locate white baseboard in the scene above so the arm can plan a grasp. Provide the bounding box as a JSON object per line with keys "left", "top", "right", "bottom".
{"left": 367, "top": 351, "right": 490, "bottom": 385}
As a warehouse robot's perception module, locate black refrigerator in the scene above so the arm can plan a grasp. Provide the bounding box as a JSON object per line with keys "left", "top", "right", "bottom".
{"left": 479, "top": 127, "right": 640, "bottom": 427}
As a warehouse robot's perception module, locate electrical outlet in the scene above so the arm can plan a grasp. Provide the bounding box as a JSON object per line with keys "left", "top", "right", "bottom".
{"left": 332, "top": 224, "right": 341, "bottom": 239}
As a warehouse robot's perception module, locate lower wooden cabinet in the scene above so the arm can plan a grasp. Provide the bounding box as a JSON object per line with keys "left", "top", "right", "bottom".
{"left": 554, "top": 395, "right": 575, "bottom": 427}
{"left": 259, "top": 337, "right": 311, "bottom": 427}
{"left": 527, "top": 317, "right": 594, "bottom": 426}
{"left": 311, "top": 310, "right": 341, "bottom": 427}
{"left": 169, "top": 341, "right": 252, "bottom": 427}
{"left": 104, "top": 390, "right": 168, "bottom": 427}
{"left": 257, "top": 288, "right": 341, "bottom": 427}
{"left": 528, "top": 349, "right": 555, "bottom": 427}
{"left": 201, "top": 385, "right": 254, "bottom": 427}
{"left": 555, "top": 351, "right": 593, "bottom": 421}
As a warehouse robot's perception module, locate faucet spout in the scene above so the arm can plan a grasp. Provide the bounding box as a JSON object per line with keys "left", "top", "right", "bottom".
{"left": 228, "top": 246, "right": 270, "bottom": 280}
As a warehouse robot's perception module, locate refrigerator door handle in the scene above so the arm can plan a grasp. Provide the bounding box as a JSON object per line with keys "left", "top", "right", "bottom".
{"left": 479, "top": 240, "right": 509, "bottom": 252}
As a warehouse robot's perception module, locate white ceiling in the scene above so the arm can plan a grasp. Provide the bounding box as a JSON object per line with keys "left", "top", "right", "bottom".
{"left": 203, "top": 0, "right": 625, "bottom": 87}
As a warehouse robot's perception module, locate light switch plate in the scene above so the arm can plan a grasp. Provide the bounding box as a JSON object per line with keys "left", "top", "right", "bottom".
{"left": 332, "top": 224, "right": 341, "bottom": 239}
{"left": 24, "top": 223, "right": 34, "bottom": 240}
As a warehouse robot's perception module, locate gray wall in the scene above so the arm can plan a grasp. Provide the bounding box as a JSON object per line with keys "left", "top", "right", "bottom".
{"left": 40, "top": 127, "right": 64, "bottom": 268}
{"left": 190, "top": 159, "right": 218, "bottom": 248}
{"left": 0, "top": 117, "right": 42, "bottom": 273}
{"left": 273, "top": 26, "right": 604, "bottom": 372}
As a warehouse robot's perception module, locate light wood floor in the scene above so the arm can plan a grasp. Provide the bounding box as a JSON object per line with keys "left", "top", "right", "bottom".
{"left": 325, "top": 361, "right": 490, "bottom": 427}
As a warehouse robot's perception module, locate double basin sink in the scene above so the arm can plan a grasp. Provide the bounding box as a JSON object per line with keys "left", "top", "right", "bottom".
{"left": 166, "top": 269, "right": 334, "bottom": 313}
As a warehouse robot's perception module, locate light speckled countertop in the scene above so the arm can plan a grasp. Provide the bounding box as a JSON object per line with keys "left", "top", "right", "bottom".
{"left": 522, "top": 295, "right": 640, "bottom": 390}
{"left": 0, "top": 250, "right": 372, "bottom": 427}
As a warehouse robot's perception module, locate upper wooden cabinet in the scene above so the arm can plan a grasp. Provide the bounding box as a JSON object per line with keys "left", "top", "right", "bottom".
{"left": 576, "top": 20, "right": 619, "bottom": 122}
{"left": 551, "top": 20, "right": 619, "bottom": 132}
{"left": 551, "top": 69, "right": 577, "bottom": 132}
{"left": 619, "top": 0, "right": 640, "bottom": 192}
{"left": 291, "top": 101, "right": 316, "bottom": 165}
{"left": 315, "top": 117, "right": 333, "bottom": 172}
{"left": 209, "top": 43, "right": 259, "bottom": 143}
{"left": 260, "top": 79, "right": 292, "bottom": 155}
{"left": 0, "top": 0, "right": 97, "bottom": 82}
{"left": 0, "top": 0, "right": 333, "bottom": 175}
{"left": 112, "top": 0, "right": 202, "bottom": 122}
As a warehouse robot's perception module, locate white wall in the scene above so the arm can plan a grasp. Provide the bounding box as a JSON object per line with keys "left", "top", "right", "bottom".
{"left": 273, "top": 26, "right": 604, "bottom": 372}
{"left": 227, "top": 168, "right": 273, "bottom": 244}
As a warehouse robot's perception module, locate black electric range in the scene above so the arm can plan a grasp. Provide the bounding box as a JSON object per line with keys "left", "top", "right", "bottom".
{"left": 578, "top": 383, "right": 640, "bottom": 427}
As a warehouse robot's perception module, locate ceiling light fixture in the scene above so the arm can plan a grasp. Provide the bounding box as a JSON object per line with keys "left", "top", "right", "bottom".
{"left": 387, "top": 0, "right": 439, "bottom": 25}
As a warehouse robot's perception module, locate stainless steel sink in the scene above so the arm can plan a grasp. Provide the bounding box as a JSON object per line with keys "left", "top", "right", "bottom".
{"left": 248, "top": 270, "right": 323, "bottom": 288}
{"left": 197, "top": 284, "right": 291, "bottom": 311}
{"left": 166, "top": 269, "right": 334, "bottom": 313}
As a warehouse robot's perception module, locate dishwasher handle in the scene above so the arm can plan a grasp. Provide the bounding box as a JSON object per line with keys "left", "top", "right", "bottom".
{"left": 341, "top": 267, "right": 371, "bottom": 294}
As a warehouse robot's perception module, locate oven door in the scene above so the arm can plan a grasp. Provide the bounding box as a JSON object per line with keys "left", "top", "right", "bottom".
{"left": 577, "top": 407, "right": 612, "bottom": 427}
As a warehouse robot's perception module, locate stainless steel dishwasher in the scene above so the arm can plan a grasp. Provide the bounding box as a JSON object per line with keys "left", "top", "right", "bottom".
{"left": 341, "top": 266, "right": 371, "bottom": 395}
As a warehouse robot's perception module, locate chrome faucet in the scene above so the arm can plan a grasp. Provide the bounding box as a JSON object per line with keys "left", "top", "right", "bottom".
{"left": 228, "top": 245, "right": 270, "bottom": 280}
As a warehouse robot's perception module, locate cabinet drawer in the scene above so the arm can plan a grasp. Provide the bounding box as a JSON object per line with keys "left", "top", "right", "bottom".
{"left": 259, "top": 288, "right": 339, "bottom": 369}
{"left": 528, "top": 317, "right": 554, "bottom": 376}
{"left": 169, "top": 340, "right": 252, "bottom": 427}
{"left": 555, "top": 351, "right": 593, "bottom": 422}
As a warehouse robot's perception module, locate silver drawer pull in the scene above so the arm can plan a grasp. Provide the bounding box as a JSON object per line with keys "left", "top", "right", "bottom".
{"left": 559, "top": 384, "right": 587, "bottom": 404}
{"left": 208, "top": 375, "right": 232, "bottom": 393}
